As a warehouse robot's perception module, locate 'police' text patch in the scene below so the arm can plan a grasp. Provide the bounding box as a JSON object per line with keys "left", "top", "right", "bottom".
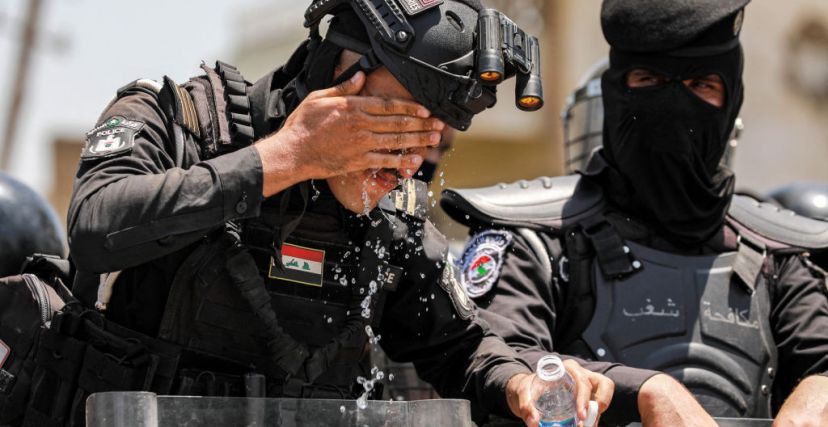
{"left": 81, "top": 115, "right": 144, "bottom": 160}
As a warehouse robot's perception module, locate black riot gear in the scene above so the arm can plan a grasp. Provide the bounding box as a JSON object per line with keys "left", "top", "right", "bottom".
{"left": 302, "top": 0, "right": 543, "bottom": 130}
{"left": 442, "top": 173, "right": 828, "bottom": 419}
{"left": 597, "top": 5, "right": 749, "bottom": 248}
{"left": 0, "top": 172, "right": 65, "bottom": 277}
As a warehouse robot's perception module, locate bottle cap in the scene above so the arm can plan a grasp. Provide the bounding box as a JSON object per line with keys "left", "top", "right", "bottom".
{"left": 536, "top": 355, "right": 566, "bottom": 382}
{"left": 584, "top": 400, "right": 599, "bottom": 427}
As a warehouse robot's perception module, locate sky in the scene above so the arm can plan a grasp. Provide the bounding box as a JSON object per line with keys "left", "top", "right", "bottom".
{"left": 0, "top": 0, "right": 280, "bottom": 193}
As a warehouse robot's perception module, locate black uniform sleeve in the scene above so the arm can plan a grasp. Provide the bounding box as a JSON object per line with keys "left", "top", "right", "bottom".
{"left": 769, "top": 254, "right": 828, "bottom": 396}
{"left": 68, "top": 91, "right": 263, "bottom": 272}
{"left": 378, "top": 220, "right": 531, "bottom": 422}
{"left": 475, "top": 231, "right": 658, "bottom": 425}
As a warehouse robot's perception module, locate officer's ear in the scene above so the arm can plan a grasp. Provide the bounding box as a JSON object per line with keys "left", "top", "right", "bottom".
{"left": 333, "top": 49, "right": 362, "bottom": 81}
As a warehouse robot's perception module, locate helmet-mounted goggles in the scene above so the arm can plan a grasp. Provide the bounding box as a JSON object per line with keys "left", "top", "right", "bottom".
{"left": 304, "top": 0, "right": 543, "bottom": 130}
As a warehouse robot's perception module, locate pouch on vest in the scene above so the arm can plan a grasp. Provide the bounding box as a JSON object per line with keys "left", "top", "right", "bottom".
{"left": 0, "top": 254, "right": 72, "bottom": 425}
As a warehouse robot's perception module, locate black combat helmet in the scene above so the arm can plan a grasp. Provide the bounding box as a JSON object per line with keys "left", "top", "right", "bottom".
{"left": 302, "top": 0, "right": 543, "bottom": 130}
{"left": 0, "top": 172, "right": 65, "bottom": 276}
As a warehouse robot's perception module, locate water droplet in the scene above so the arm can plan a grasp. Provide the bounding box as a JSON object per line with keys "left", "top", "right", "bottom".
{"left": 340, "top": 405, "right": 346, "bottom": 414}
{"left": 339, "top": 277, "right": 348, "bottom": 286}
{"left": 388, "top": 373, "right": 395, "bottom": 381}
{"left": 427, "top": 190, "right": 434, "bottom": 198}
{"left": 356, "top": 394, "right": 368, "bottom": 410}
{"left": 327, "top": 317, "right": 333, "bottom": 324}
{"left": 430, "top": 293, "right": 435, "bottom": 299}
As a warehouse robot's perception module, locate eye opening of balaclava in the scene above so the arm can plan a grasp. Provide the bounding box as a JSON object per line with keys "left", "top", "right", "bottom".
{"left": 595, "top": 8, "right": 746, "bottom": 248}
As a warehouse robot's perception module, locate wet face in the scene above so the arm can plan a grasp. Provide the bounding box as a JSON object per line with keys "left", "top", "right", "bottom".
{"left": 327, "top": 51, "right": 431, "bottom": 214}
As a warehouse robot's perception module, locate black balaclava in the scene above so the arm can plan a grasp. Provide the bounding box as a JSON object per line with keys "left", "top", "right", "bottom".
{"left": 595, "top": 17, "right": 745, "bottom": 248}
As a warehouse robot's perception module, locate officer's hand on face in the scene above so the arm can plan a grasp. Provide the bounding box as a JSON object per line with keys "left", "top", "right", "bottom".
{"left": 772, "top": 375, "right": 828, "bottom": 427}
{"left": 638, "top": 374, "right": 717, "bottom": 427}
{"left": 507, "top": 359, "right": 614, "bottom": 427}
{"left": 255, "top": 71, "right": 444, "bottom": 198}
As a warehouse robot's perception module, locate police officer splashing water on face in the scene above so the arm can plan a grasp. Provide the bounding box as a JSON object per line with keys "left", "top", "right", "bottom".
{"left": 27, "top": 0, "right": 621, "bottom": 426}
{"left": 443, "top": 0, "right": 828, "bottom": 426}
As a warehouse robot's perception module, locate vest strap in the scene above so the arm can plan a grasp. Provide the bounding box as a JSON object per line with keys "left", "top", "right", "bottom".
{"left": 580, "top": 214, "right": 638, "bottom": 279}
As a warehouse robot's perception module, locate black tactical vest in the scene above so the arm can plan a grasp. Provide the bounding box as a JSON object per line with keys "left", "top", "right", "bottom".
{"left": 442, "top": 174, "right": 828, "bottom": 418}
{"left": 108, "top": 60, "right": 401, "bottom": 398}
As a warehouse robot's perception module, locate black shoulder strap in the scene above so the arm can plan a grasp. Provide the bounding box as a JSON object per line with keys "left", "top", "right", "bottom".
{"left": 158, "top": 76, "right": 200, "bottom": 167}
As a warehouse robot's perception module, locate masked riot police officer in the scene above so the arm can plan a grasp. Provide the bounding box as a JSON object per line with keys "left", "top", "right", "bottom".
{"left": 56, "top": 1, "right": 616, "bottom": 426}
{"left": 442, "top": 0, "right": 828, "bottom": 425}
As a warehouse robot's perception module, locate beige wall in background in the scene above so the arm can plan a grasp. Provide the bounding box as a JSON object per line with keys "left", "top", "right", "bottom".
{"left": 736, "top": 2, "right": 828, "bottom": 192}
{"left": 49, "top": 1, "right": 828, "bottom": 239}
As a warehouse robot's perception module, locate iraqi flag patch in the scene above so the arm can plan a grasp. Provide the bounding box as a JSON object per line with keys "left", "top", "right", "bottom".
{"left": 81, "top": 115, "right": 144, "bottom": 160}
{"left": 268, "top": 243, "right": 325, "bottom": 287}
{"left": 458, "top": 230, "right": 512, "bottom": 298}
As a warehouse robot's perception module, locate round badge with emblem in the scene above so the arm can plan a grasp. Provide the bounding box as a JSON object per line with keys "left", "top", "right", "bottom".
{"left": 459, "top": 230, "right": 513, "bottom": 298}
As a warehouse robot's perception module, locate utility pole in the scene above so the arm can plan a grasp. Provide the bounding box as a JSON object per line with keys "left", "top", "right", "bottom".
{"left": 1, "top": 0, "right": 44, "bottom": 170}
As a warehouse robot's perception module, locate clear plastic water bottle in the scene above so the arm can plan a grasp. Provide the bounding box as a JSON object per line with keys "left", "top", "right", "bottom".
{"left": 533, "top": 355, "right": 598, "bottom": 427}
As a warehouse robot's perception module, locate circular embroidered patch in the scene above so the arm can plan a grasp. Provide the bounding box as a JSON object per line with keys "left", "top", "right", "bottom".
{"left": 459, "top": 230, "right": 513, "bottom": 298}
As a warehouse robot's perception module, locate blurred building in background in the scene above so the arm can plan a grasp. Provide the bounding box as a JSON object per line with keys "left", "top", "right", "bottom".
{"left": 0, "top": 0, "right": 826, "bottom": 237}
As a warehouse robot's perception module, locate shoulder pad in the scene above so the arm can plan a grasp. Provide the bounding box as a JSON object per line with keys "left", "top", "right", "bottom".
{"left": 727, "top": 195, "right": 828, "bottom": 251}
{"left": 116, "top": 78, "right": 163, "bottom": 98}
{"left": 440, "top": 174, "right": 605, "bottom": 231}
